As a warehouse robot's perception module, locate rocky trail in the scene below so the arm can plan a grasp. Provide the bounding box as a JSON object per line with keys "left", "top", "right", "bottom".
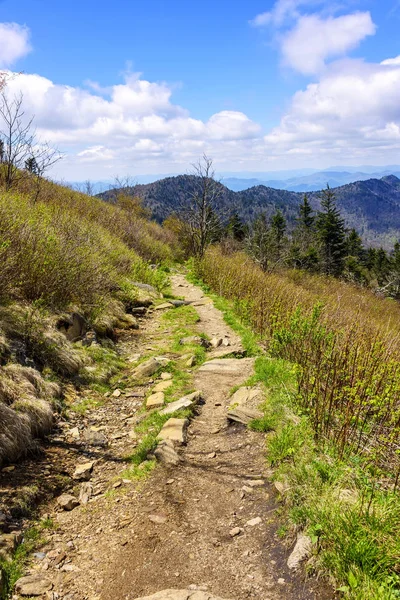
{"left": 0, "top": 274, "right": 333, "bottom": 600}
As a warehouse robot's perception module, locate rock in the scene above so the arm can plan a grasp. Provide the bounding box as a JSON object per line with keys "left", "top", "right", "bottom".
{"left": 153, "top": 380, "right": 173, "bottom": 392}
{"left": 131, "top": 307, "right": 147, "bottom": 315}
{"left": 146, "top": 392, "right": 165, "bottom": 409}
{"left": 84, "top": 430, "right": 108, "bottom": 447}
{"left": 179, "top": 336, "right": 210, "bottom": 348}
{"left": 161, "top": 372, "right": 173, "bottom": 380}
{"left": 222, "top": 338, "right": 231, "bottom": 347}
{"left": 210, "top": 337, "right": 223, "bottom": 348}
{"left": 185, "top": 355, "right": 196, "bottom": 368}
{"left": 57, "top": 312, "right": 86, "bottom": 342}
{"left": 227, "top": 406, "right": 262, "bottom": 425}
{"left": 160, "top": 391, "right": 203, "bottom": 416}
{"left": 112, "top": 389, "right": 122, "bottom": 398}
{"left": 72, "top": 461, "right": 94, "bottom": 481}
{"left": 229, "top": 527, "right": 242, "bottom": 537}
{"left": 116, "top": 314, "right": 139, "bottom": 329}
{"left": 154, "top": 440, "right": 181, "bottom": 466}
{"left": 199, "top": 359, "right": 245, "bottom": 374}
{"left": 133, "top": 590, "right": 230, "bottom": 600}
{"left": 57, "top": 494, "right": 79, "bottom": 511}
{"left": 82, "top": 330, "right": 97, "bottom": 347}
{"left": 132, "top": 282, "right": 160, "bottom": 295}
{"left": 247, "top": 479, "right": 265, "bottom": 487}
{"left": 148, "top": 513, "right": 168, "bottom": 524}
{"left": 246, "top": 517, "right": 262, "bottom": 527}
{"left": 229, "top": 387, "right": 263, "bottom": 409}
{"left": 155, "top": 356, "right": 171, "bottom": 367}
{"left": 0, "top": 532, "right": 18, "bottom": 560}
{"left": 154, "top": 302, "right": 174, "bottom": 310}
{"left": 287, "top": 535, "right": 312, "bottom": 570}
{"left": 15, "top": 574, "right": 52, "bottom": 596}
{"left": 79, "top": 482, "right": 93, "bottom": 505}
{"left": 158, "top": 418, "right": 189, "bottom": 445}
{"left": 68, "top": 426, "right": 80, "bottom": 439}
{"left": 132, "top": 358, "right": 162, "bottom": 379}
{"left": 274, "top": 480, "right": 290, "bottom": 494}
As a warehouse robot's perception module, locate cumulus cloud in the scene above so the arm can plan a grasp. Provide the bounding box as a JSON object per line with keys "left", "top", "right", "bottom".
{"left": 264, "top": 56, "right": 400, "bottom": 159}
{"left": 0, "top": 23, "right": 31, "bottom": 67}
{"left": 251, "top": 2, "right": 375, "bottom": 75}
{"left": 281, "top": 12, "right": 375, "bottom": 74}
{"left": 1, "top": 71, "right": 262, "bottom": 178}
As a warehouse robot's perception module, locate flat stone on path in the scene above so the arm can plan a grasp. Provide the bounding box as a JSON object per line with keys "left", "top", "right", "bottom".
{"left": 229, "top": 386, "right": 263, "bottom": 409}
{"left": 199, "top": 359, "right": 247, "bottom": 375}
{"left": 72, "top": 461, "right": 94, "bottom": 481}
{"left": 146, "top": 392, "right": 165, "bottom": 409}
{"left": 157, "top": 418, "right": 188, "bottom": 445}
{"left": 133, "top": 591, "right": 231, "bottom": 600}
{"left": 160, "top": 391, "right": 203, "bottom": 416}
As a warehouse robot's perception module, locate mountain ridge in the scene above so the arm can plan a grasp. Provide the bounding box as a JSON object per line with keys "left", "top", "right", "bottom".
{"left": 99, "top": 174, "right": 400, "bottom": 249}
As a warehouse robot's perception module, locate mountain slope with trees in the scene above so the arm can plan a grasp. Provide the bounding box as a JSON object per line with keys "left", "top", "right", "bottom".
{"left": 100, "top": 174, "right": 400, "bottom": 248}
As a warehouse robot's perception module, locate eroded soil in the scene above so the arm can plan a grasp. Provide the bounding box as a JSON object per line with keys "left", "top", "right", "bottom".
{"left": 1, "top": 274, "right": 334, "bottom": 600}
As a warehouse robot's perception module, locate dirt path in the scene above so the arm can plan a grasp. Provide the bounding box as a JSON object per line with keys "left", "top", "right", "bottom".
{"left": 5, "top": 275, "right": 333, "bottom": 600}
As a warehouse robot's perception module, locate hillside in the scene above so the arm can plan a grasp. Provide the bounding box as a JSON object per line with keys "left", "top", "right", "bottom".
{"left": 100, "top": 174, "right": 400, "bottom": 247}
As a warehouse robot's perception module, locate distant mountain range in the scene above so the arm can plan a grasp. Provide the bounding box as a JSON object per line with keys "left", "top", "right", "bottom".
{"left": 99, "top": 173, "right": 400, "bottom": 249}
{"left": 222, "top": 170, "right": 400, "bottom": 192}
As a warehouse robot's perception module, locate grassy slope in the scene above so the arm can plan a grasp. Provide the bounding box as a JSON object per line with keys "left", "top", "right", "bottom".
{"left": 190, "top": 253, "right": 400, "bottom": 600}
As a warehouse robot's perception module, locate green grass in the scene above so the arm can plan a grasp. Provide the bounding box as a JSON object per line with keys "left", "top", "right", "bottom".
{"left": 0, "top": 518, "right": 54, "bottom": 599}
{"left": 187, "top": 263, "right": 400, "bottom": 600}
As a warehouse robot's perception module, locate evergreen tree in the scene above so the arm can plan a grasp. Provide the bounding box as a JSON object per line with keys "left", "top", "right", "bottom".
{"left": 316, "top": 186, "right": 346, "bottom": 277}
{"left": 290, "top": 194, "right": 319, "bottom": 271}
{"left": 226, "top": 212, "right": 246, "bottom": 241}
{"left": 269, "top": 210, "right": 287, "bottom": 266}
{"left": 246, "top": 213, "right": 270, "bottom": 271}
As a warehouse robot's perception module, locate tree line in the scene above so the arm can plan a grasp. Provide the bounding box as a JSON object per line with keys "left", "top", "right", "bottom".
{"left": 166, "top": 155, "right": 400, "bottom": 299}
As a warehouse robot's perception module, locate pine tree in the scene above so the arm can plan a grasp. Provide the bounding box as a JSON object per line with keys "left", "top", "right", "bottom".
{"left": 290, "top": 194, "right": 319, "bottom": 271}
{"left": 316, "top": 186, "right": 346, "bottom": 277}
{"left": 226, "top": 212, "right": 246, "bottom": 241}
{"left": 246, "top": 213, "right": 270, "bottom": 271}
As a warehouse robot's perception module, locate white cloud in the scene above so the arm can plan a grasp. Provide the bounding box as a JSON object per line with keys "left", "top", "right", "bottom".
{"left": 0, "top": 23, "right": 31, "bottom": 67}
{"left": 281, "top": 12, "right": 376, "bottom": 74}
{"left": 251, "top": 2, "right": 376, "bottom": 75}
{"left": 1, "top": 71, "right": 262, "bottom": 179}
{"left": 250, "top": 0, "right": 318, "bottom": 27}
{"left": 264, "top": 56, "right": 400, "bottom": 160}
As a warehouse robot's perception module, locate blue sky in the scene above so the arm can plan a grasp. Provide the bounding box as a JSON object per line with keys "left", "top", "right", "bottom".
{"left": 1, "top": 0, "right": 400, "bottom": 180}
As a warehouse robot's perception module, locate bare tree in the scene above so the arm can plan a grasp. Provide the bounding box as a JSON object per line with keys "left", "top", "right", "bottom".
{"left": 178, "top": 154, "right": 224, "bottom": 258}
{"left": 0, "top": 89, "right": 62, "bottom": 197}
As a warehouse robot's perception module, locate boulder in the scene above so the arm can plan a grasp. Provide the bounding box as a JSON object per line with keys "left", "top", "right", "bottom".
{"left": 160, "top": 391, "right": 203, "bottom": 416}
{"left": 157, "top": 418, "right": 189, "bottom": 445}
{"left": 72, "top": 461, "right": 94, "bottom": 481}
{"left": 154, "top": 440, "right": 181, "bottom": 466}
{"left": 287, "top": 535, "right": 312, "bottom": 570}
{"left": 57, "top": 494, "right": 79, "bottom": 511}
{"left": 210, "top": 337, "right": 223, "bottom": 348}
{"left": 15, "top": 574, "right": 52, "bottom": 596}
{"left": 146, "top": 392, "right": 165, "bottom": 409}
